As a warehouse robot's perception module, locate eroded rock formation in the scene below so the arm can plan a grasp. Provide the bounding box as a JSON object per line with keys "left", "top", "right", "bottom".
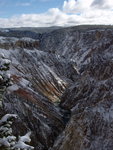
{"left": 0, "top": 26, "right": 113, "bottom": 150}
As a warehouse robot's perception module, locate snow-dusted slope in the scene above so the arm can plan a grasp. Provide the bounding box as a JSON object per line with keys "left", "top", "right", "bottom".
{"left": 1, "top": 26, "right": 113, "bottom": 150}
{"left": 0, "top": 30, "right": 70, "bottom": 150}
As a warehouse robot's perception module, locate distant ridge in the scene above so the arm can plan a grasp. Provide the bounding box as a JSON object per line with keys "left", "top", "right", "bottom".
{"left": 0, "top": 25, "right": 113, "bottom": 38}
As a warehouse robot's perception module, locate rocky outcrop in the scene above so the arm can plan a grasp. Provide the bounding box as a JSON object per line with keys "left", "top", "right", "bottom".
{"left": 1, "top": 26, "right": 113, "bottom": 150}
{"left": 0, "top": 37, "right": 39, "bottom": 50}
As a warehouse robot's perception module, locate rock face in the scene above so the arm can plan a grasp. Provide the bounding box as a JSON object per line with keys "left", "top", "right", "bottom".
{"left": 50, "top": 28, "right": 113, "bottom": 150}
{"left": 1, "top": 26, "right": 113, "bottom": 150}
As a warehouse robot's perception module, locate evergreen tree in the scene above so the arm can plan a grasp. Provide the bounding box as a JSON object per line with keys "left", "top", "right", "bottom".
{"left": 0, "top": 114, "right": 34, "bottom": 150}
{"left": 0, "top": 54, "right": 34, "bottom": 150}
{"left": 0, "top": 53, "right": 11, "bottom": 107}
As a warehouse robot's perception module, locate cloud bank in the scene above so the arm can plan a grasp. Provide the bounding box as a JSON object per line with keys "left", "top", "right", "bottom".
{"left": 0, "top": 0, "right": 113, "bottom": 28}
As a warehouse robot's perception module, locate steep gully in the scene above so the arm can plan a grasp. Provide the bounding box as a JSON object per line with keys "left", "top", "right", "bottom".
{"left": 1, "top": 26, "right": 113, "bottom": 150}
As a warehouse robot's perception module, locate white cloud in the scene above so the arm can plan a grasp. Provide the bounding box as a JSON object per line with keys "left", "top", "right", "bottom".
{"left": 92, "top": 0, "right": 113, "bottom": 9}
{"left": 63, "top": 0, "right": 113, "bottom": 13}
{"left": 0, "top": 0, "right": 113, "bottom": 28}
{"left": 63, "top": 0, "right": 93, "bottom": 13}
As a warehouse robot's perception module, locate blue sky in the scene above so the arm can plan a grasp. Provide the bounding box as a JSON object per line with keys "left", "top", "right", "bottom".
{"left": 0, "top": 0, "right": 113, "bottom": 28}
{"left": 0, "top": 0, "right": 64, "bottom": 18}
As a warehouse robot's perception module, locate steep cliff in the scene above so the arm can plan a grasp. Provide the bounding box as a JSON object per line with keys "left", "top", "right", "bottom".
{"left": 0, "top": 26, "right": 113, "bottom": 150}
{"left": 50, "top": 28, "right": 113, "bottom": 150}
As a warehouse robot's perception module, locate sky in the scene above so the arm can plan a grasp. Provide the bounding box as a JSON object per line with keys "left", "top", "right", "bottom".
{"left": 0, "top": 0, "right": 113, "bottom": 28}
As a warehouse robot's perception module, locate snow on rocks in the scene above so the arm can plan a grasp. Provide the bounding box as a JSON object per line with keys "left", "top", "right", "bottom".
{"left": 12, "top": 131, "right": 34, "bottom": 149}
{"left": 19, "top": 132, "right": 31, "bottom": 143}
{"left": 12, "top": 140, "right": 34, "bottom": 150}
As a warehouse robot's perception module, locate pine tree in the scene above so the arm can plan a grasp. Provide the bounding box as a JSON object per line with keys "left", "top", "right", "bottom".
{"left": 0, "top": 114, "right": 34, "bottom": 150}
{"left": 0, "top": 53, "right": 34, "bottom": 150}
{"left": 0, "top": 53, "right": 11, "bottom": 107}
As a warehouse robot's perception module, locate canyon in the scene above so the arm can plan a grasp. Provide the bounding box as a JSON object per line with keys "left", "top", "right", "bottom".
{"left": 0, "top": 25, "right": 113, "bottom": 150}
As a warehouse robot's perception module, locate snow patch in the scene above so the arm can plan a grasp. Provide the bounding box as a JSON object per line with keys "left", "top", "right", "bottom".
{"left": 7, "top": 84, "right": 19, "bottom": 92}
